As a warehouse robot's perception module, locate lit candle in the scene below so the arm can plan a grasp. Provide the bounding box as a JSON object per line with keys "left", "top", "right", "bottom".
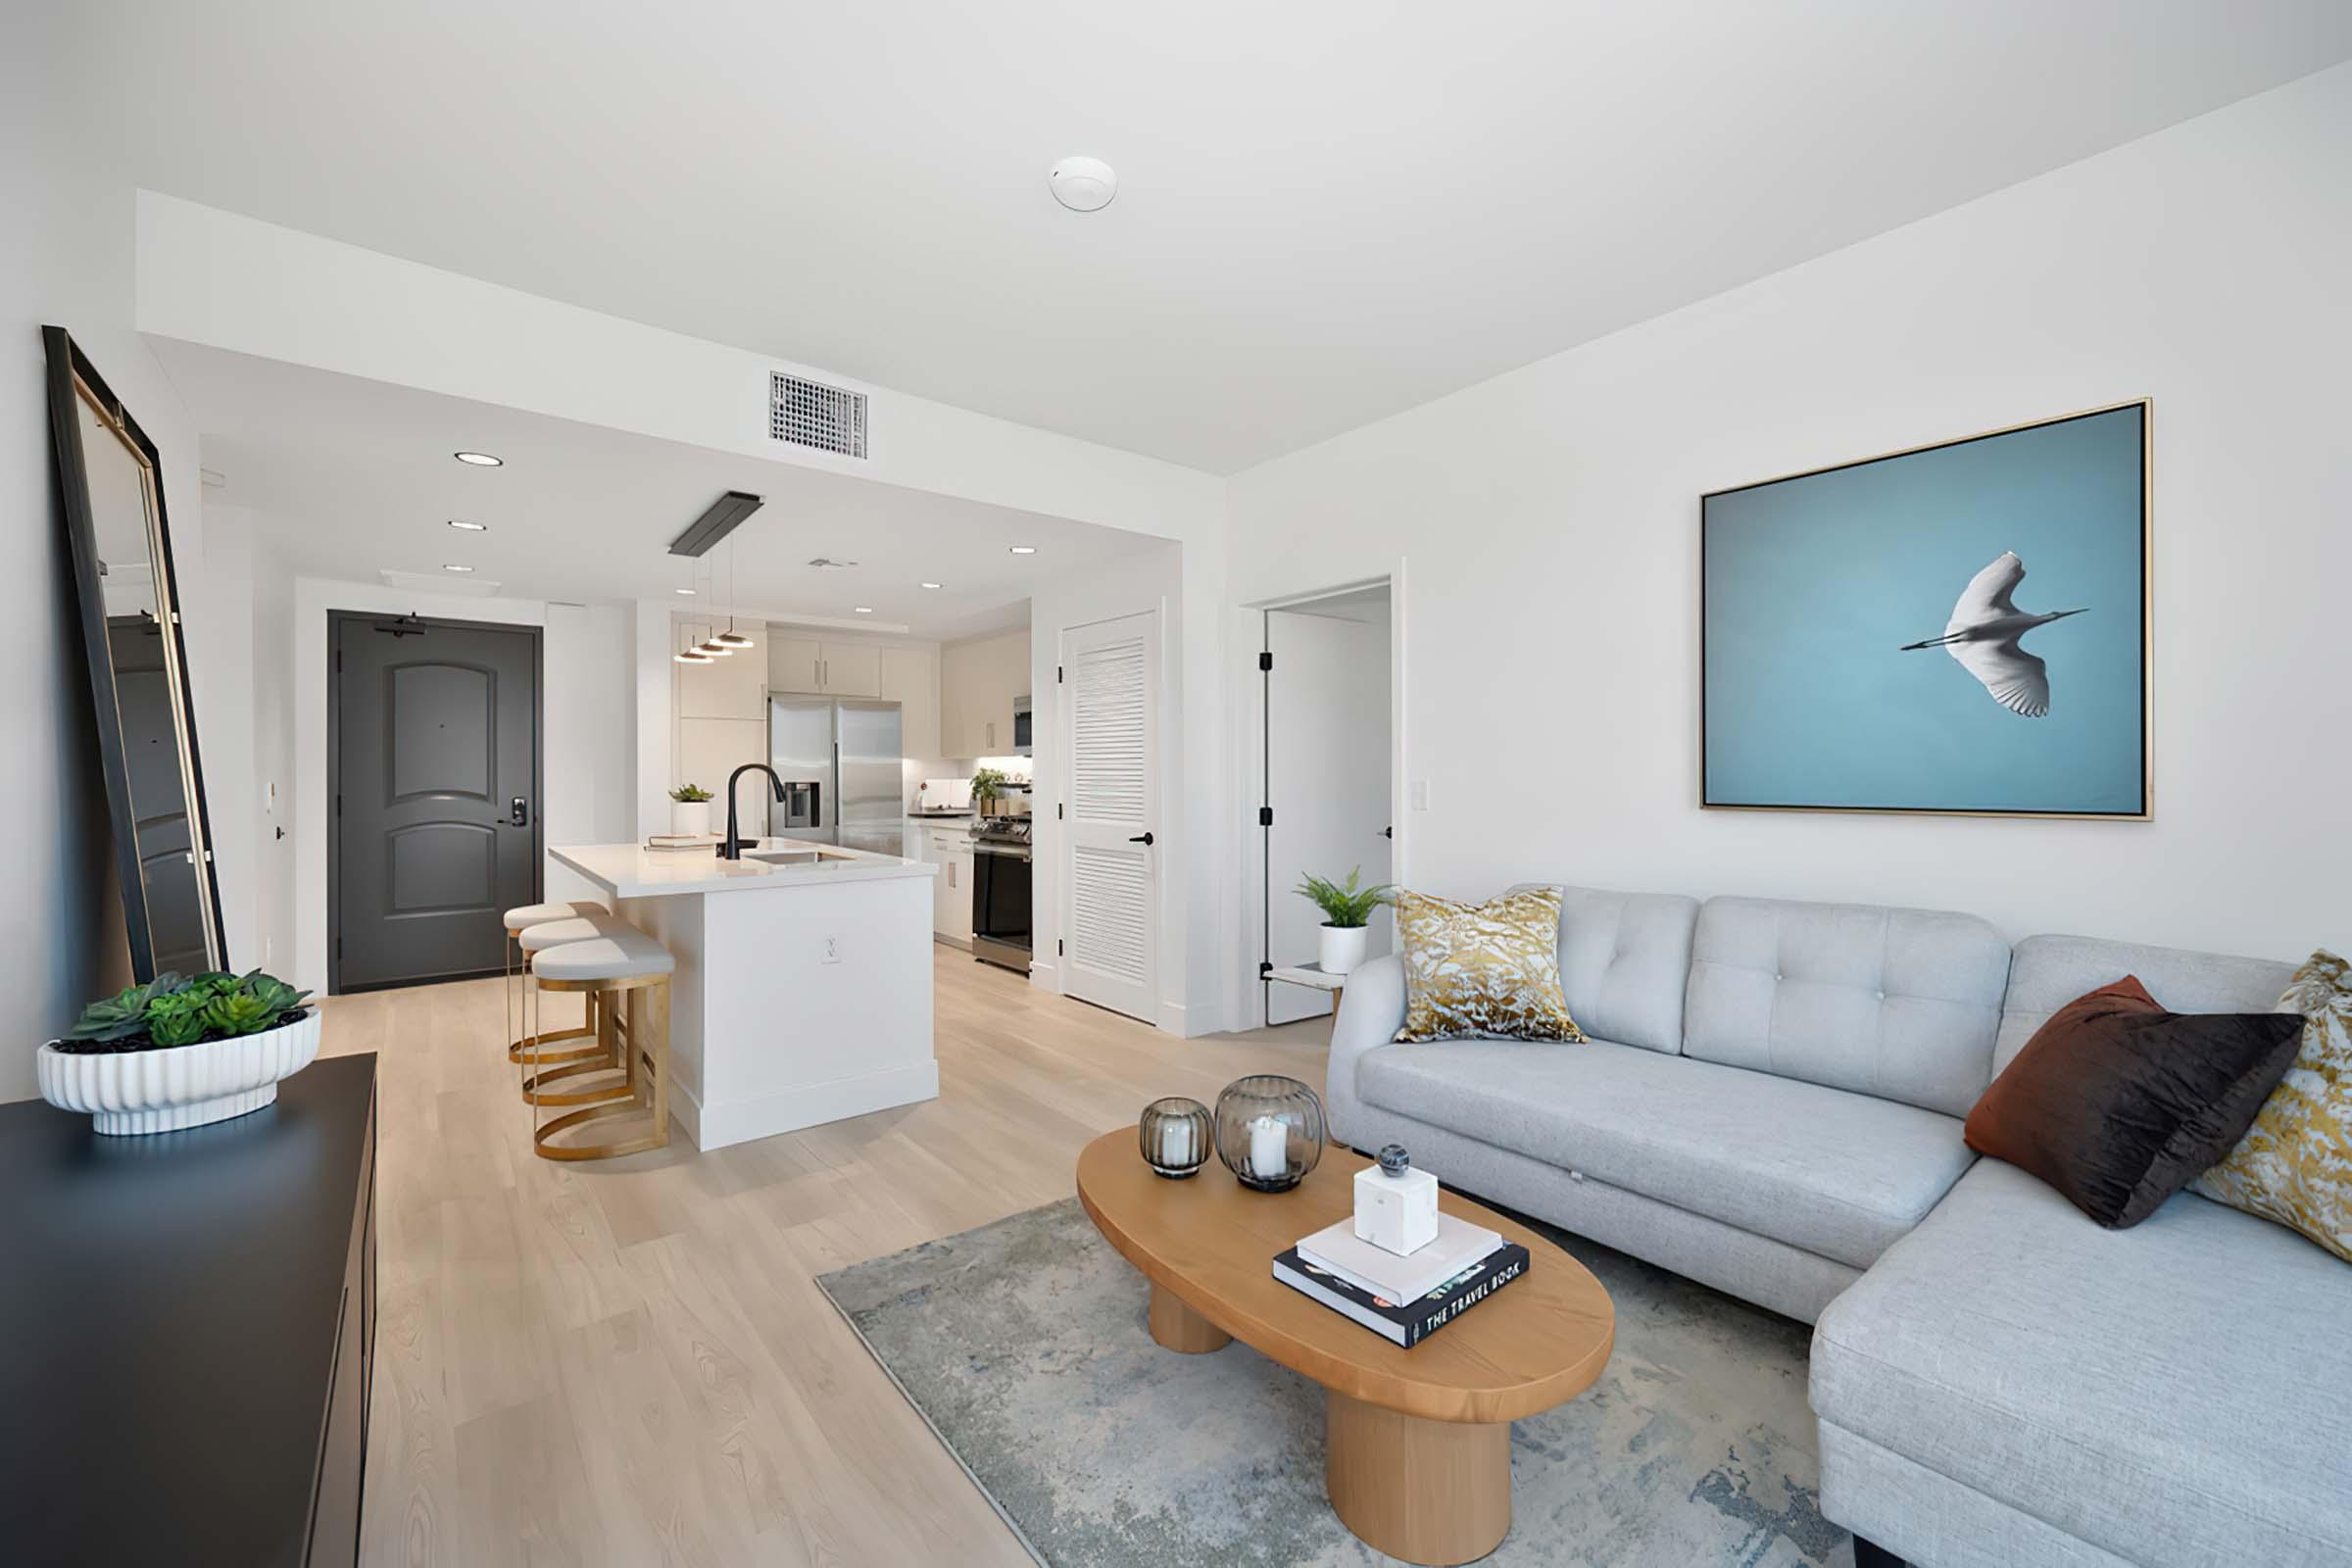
{"left": 1249, "top": 1115, "right": 1289, "bottom": 1182}
{"left": 1159, "top": 1118, "right": 1196, "bottom": 1168}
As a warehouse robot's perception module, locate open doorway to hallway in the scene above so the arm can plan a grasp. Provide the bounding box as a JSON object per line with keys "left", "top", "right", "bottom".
{"left": 1255, "top": 581, "right": 1395, "bottom": 1027}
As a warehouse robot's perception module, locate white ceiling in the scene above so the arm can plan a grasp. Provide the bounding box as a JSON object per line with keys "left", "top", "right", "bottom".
{"left": 63, "top": 3, "right": 2352, "bottom": 473}
{"left": 154, "top": 341, "right": 1159, "bottom": 639}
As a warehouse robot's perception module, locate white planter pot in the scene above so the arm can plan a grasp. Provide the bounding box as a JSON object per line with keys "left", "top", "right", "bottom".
{"left": 670, "top": 800, "right": 711, "bottom": 836}
{"left": 1319, "top": 924, "right": 1369, "bottom": 976}
{"left": 37, "top": 1008, "right": 322, "bottom": 1136}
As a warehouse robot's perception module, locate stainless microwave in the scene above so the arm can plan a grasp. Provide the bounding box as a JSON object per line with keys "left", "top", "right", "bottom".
{"left": 1011, "top": 694, "right": 1032, "bottom": 755}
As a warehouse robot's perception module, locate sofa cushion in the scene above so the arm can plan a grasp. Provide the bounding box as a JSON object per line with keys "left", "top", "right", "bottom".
{"left": 1811, "top": 1160, "right": 2352, "bottom": 1568}
{"left": 1998, "top": 932, "right": 2297, "bottom": 1074}
{"left": 1510, "top": 884, "right": 1698, "bottom": 1054}
{"left": 1684, "top": 897, "right": 2011, "bottom": 1118}
{"left": 1356, "top": 1040, "right": 1974, "bottom": 1269}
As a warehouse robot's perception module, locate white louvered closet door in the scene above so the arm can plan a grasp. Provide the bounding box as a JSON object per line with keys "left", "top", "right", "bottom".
{"left": 1060, "top": 609, "right": 1159, "bottom": 1022}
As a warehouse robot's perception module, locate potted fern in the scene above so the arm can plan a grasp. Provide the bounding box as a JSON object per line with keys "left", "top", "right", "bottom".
{"left": 669, "top": 782, "right": 714, "bottom": 837}
{"left": 40, "top": 969, "right": 319, "bottom": 1135}
{"left": 1296, "top": 867, "right": 1395, "bottom": 976}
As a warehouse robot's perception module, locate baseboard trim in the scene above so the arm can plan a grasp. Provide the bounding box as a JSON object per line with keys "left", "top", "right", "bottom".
{"left": 692, "top": 1061, "right": 941, "bottom": 1152}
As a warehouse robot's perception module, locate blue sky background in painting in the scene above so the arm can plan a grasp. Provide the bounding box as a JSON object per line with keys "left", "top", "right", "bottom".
{"left": 1704, "top": 406, "right": 2144, "bottom": 812}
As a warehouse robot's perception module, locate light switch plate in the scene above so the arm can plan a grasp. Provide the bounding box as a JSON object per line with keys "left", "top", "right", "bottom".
{"left": 1410, "top": 779, "right": 1431, "bottom": 810}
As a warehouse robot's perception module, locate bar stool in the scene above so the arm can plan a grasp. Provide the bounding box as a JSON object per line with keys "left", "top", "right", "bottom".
{"left": 514, "top": 912, "right": 637, "bottom": 1105}
{"left": 527, "top": 928, "right": 674, "bottom": 1162}
{"left": 503, "top": 901, "right": 608, "bottom": 1066}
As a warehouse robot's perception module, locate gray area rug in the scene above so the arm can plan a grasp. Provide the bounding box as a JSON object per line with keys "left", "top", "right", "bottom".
{"left": 817, "top": 1198, "right": 1855, "bottom": 1567}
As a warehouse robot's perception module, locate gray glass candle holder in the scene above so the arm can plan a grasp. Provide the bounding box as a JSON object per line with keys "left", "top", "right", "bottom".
{"left": 1213, "top": 1075, "right": 1326, "bottom": 1193}
{"left": 1138, "top": 1097, "right": 1212, "bottom": 1178}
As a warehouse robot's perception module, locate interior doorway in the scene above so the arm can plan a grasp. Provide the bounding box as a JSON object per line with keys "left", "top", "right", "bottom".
{"left": 1259, "top": 583, "right": 1394, "bottom": 1025}
{"left": 327, "top": 612, "right": 542, "bottom": 993}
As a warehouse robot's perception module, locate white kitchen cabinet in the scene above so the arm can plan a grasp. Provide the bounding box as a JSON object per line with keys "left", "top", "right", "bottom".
{"left": 678, "top": 717, "right": 768, "bottom": 837}
{"left": 927, "top": 824, "right": 973, "bottom": 943}
{"left": 880, "top": 644, "right": 940, "bottom": 757}
{"left": 940, "top": 628, "right": 1028, "bottom": 758}
{"left": 821, "top": 641, "right": 882, "bottom": 697}
{"left": 767, "top": 635, "right": 821, "bottom": 694}
{"left": 676, "top": 622, "right": 766, "bottom": 719}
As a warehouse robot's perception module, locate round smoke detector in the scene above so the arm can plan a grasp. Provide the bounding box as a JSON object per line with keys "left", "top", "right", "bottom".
{"left": 1050, "top": 156, "right": 1117, "bottom": 213}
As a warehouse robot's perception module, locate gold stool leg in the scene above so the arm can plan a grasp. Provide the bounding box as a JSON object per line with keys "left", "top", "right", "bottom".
{"left": 533, "top": 975, "right": 670, "bottom": 1162}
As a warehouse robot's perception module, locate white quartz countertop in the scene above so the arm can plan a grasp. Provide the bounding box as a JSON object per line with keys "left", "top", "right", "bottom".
{"left": 550, "top": 840, "right": 939, "bottom": 900}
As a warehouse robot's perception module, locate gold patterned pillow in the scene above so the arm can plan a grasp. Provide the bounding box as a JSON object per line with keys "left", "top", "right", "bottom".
{"left": 2192, "top": 950, "right": 2352, "bottom": 1264}
{"left": 1393, "top": 887, "right": 1583, "bottom": 1045}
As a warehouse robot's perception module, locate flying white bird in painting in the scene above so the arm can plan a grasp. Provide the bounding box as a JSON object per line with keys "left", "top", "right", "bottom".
{"left": 1899, "top": 552, "right": 2086, "bottom": 718}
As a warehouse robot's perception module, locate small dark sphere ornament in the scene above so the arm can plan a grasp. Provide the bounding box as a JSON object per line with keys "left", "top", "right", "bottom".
{"left": 1377, "top": 1143, "right": 1411, "bottom": 1176}
{"left": 1212, "top": 1074, "right": 1327, "bottom": 1193}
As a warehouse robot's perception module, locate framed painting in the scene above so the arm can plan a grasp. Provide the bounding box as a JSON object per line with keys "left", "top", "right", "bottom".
{"left": 1700, "top": 401, "right": 2149, "bottom": 818}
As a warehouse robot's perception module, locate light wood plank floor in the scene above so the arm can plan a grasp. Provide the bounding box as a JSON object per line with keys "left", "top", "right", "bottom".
{"left": 328, "top": 947, "right": 1330, "bottom": 1567}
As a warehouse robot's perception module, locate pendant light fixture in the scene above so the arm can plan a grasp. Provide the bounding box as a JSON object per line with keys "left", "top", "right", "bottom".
{"left": 695, "top": 559, "right": 734, "bottom": 656}
{"left": 712, "top": 541, "right": 753, "bottom": 649}
{"left": 676, "top": 557, "right": 717, "bottom": 662}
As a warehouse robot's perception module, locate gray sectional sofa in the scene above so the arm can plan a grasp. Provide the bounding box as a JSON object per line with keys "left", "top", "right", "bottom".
{"left": 1326, "top": 885, "right": 2352, "bottom": 1568}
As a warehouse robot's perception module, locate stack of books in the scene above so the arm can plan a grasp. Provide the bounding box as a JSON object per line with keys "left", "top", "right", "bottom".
{"left": 1273, "top": 1213, "right": 1530, "bottom": 1348}
{"left": 645, "top": 832, "right": 723, "bottom": 853}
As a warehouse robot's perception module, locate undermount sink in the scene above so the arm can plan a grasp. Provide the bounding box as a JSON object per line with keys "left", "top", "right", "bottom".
{"left": 743, "top": 847, "right": 823, "bottom": 866}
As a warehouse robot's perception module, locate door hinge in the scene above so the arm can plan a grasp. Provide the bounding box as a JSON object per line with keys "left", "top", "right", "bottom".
{"left": 1056, "top": 664, "right": 1063, "bottom": 683}
{"left": 1258, "top": 959, "right": 1274, "bottom": 979}
{"left": 1057, "top": 939, "right": 1065, "bottom": 957}
{"left": 1258, "top": 806, "right": 1273, "bottom": 827}
{"left": 1258, "top": 650, "right": 1272, "bottom": 672}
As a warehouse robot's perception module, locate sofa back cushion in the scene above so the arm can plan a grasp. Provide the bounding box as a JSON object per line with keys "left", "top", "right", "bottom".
{"left": 1685, "top": 897, "right": 2012, "bottom": 1117}
{"left": 1508, "top": 884, "right": 1698, "bottom": 1054}
{"left": 1997, "top": 935, "right": 2296, "bottom": 1075}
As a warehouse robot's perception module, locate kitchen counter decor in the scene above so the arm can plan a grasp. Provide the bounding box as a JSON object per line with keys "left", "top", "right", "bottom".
{"left": 1213, "top": 1074, "right": 1326, "bottom": 1193}
{"left": 38, "top": 969, "right": 320, "bottom": 1135}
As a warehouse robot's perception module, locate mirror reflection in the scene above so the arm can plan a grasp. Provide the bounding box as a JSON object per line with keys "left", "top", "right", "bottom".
{"left": 73, "top": 375, "right": 218, "bottom": 974}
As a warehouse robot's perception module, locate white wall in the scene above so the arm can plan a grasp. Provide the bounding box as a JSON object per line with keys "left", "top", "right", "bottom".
{"left": 288, "top": 579, "right": 636, "bottom": 993}
{"left": 1227, "top": 64, "right": 2352, "bottom": 963}
{"left": 0, "top": 7, "right": 224, "bottom": 1098}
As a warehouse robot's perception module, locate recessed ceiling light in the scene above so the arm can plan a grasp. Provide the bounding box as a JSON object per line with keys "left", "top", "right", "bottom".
{"left": 853, "top": 607, "right": 874, "bottom": 614}
{"left": 453, "top": 451, "right": 503, "bottom": 467}
{"left": 675, "top": 587, "right": 697, "bottom": 595}
{"left": 441, "top": 564, "right": 475, "bottom": 573}
{"left": 1009, "top": 545, "right": 1037, "bottom": 556}
{"left": 446, "top": 518, "right": 487, "bottom": 531}
{"left": 920, "top": 581, "right": 943, "bottom": 590}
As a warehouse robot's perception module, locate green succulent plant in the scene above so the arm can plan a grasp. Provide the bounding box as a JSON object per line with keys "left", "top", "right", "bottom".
{"left": 54, "top": 967, "right": 316, "bottom": 1055}
{"left": 1295, "top": 867, "right": 1396, "bottom": 930}
{"left": 970, "top": 766, "right": 1009, "bottom": 805}
{"left": 669, "top": 783, "right": 714, "bottom": 803}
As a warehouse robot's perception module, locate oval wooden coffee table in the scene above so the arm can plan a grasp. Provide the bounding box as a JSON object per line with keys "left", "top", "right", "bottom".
{"left": 1076, "top": 1128, "right": 1614, "bottom": 1565}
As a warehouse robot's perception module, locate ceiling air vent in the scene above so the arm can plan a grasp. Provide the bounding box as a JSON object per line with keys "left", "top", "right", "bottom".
{"left": 770, "top": 371, "right": 868, "bottom": 459}
{"left": 806, "top": 557, "right": 860, "bottom": 570}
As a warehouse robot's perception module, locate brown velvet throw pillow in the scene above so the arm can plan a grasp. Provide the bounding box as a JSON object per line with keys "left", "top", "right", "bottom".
{"left": 1965, "top": 976, "right": 2304, "bottom": 1229}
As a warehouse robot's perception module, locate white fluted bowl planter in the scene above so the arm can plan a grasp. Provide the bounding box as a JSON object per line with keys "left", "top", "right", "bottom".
{"left": 36, "top": 1009, "right": 322, "bottom": 1135}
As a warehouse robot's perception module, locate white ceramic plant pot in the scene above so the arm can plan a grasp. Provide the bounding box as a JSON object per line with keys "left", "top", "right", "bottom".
{"left": 1319, "top": 924, "right": 1369, "bottom": 976}
{"left": 670, "top": 800, "right": 711, "bottom": 836}
{"left": 36, "top": 1008, "right": 322, "bottom": 1136}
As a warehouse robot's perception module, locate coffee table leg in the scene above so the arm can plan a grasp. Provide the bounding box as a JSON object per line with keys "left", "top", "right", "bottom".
{"left": 1148, "top": 1284, "right": 1232, "bottom": 1353}
{"left": 1325, "top": 1390, "right": 1510, "bottom": 1565}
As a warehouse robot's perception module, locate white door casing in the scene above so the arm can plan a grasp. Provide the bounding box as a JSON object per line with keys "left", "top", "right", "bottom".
{"left": 1060, "top": 609, "right": 1159, "bottom": 1021}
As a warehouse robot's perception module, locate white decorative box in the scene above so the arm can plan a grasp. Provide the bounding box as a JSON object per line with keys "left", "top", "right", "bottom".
{"left": 1353, "top": 1144, "right": 1440, "bottom": 1256}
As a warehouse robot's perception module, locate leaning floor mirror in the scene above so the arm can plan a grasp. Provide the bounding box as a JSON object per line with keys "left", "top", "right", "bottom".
{"left": 44, "top": 325, "right": 225, "bottom": 977}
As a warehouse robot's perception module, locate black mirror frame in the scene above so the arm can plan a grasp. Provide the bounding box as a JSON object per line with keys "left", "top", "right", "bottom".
{"left": 43, "top": 324, "right": 228, "bottom": 980}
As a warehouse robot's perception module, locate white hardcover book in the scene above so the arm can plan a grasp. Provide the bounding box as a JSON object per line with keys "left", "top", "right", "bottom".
{"left": 1296, "top": 1213, "right": 1503, "bottom": 1304}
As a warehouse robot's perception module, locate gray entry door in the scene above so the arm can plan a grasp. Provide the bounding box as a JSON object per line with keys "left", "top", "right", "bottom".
{"left": 332, "top": 614, "right": 540, "bottom": 991}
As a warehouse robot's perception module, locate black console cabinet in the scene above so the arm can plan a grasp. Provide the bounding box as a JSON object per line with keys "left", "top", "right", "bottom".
{"left": 0, "top": 1052, "right": 377, "bottom": 1566}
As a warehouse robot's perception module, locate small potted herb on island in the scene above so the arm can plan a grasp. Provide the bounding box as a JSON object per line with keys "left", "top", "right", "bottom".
{"left": 40, "top": 969, "right": 320, "bottom": 1135}
{"left": 1296, "top": 867, "right": 1395, "bottom": 976}
{"left": 668, "top": 782, "right": 715, "bottom": 837}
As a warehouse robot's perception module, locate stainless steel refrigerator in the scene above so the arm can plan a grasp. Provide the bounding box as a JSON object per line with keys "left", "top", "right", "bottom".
{"left": 768, "top": 696, "right": 906, "bottom": 856}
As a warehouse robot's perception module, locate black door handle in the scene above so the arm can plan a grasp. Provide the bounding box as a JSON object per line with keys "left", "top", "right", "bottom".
{"left": 511, "top": 796, "right": 529, "bottom": 827}
{"left": 1129, "top": 832, "right": 1154, "bottom": 846}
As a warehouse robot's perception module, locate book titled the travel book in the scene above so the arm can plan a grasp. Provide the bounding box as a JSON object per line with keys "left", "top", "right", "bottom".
{"left": 1272, "top": 1240, "right": 1530, "bottom": 1348}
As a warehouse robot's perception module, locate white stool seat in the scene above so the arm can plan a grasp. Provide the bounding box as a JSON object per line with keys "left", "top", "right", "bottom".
{"left": 505, "top": 900, "right": 608, "bottom": 934}
{"left": 533, "top": 932, "right": 675, "bottom": 983}
{"left": 517, "top": 912, "right": 635, "bottom": 955}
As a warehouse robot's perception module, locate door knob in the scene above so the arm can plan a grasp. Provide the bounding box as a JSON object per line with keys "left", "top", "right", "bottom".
{"left": 1128, "top": 831, "right": 1154, "bottom": 846}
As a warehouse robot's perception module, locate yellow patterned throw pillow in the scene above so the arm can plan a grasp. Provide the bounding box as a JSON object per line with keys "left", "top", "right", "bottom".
{"left": 2193, "top": 950, "right": 2352, "bottom": 1264}
{"left": 1393, "top": 886, "right": 1583, "bottom": 1044}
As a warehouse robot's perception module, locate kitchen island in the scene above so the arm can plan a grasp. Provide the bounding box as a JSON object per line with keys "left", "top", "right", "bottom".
{"left": 549, "top": 840, "right": 939, "bottom": 1151}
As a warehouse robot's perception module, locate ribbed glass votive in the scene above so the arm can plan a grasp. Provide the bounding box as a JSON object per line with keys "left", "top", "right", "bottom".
{"left": 1213, "top": 1075, "right": 1326, "bottom": 1193}
{"left": 1137, "top": 1097, "right": 1212, "bottom": 1178}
